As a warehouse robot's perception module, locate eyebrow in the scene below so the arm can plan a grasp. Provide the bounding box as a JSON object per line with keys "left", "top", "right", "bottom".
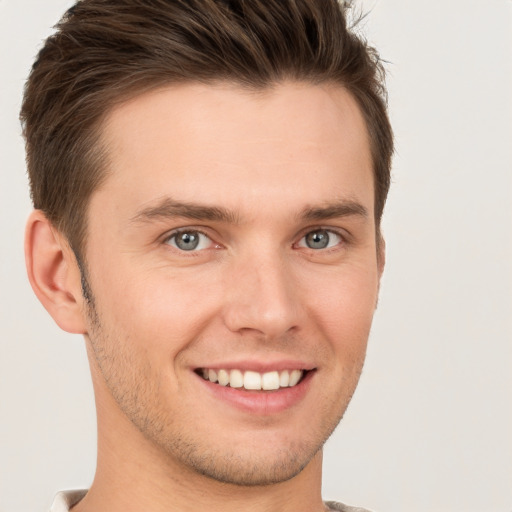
{"left": 299, "top": 201, "right": 369, "bottom": 222}
{"left": 130, "top": 197, "right": 240, "bottom": 224}
{"left": 130, "top": 197, "right": 368, "bottom": 225}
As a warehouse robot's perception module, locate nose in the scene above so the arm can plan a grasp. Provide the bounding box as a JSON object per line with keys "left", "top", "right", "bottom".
{"left": 222, "top": 251, "right": 301, "bottom": 339}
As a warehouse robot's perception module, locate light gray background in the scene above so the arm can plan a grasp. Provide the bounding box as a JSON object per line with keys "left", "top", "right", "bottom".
{"left": 1, "top": 1, "right": 511, "bottom": 511}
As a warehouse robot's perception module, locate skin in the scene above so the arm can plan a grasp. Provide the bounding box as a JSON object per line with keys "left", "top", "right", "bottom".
{"left": 26, "top": 81, "right": 384, "bottom": 512}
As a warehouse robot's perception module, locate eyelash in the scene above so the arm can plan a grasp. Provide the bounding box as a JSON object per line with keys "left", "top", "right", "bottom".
{"left": 295, "top": 228, "right": 345, "bottom": 251}
{"left": 163, "top": 227, "right": 347, "bottom": 253}
{"left": 164, "top": 229, "right": 216, "bottom": 252}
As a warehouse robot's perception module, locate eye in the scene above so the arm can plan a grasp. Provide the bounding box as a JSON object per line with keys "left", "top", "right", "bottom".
{"left": 297, "top": 229, "right": 342, "bottom": 250}
{"left": 165, "top": 230, "right": 214, "bottom": 251}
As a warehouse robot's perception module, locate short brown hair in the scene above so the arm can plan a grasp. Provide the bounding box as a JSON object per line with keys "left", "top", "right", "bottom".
{"left": 21, "top": 0, "right": 393, "bottom": 257}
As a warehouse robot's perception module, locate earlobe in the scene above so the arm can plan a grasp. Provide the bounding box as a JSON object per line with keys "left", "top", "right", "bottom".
{"left": 25, "top": 210, "right": 87, "bottom": 334}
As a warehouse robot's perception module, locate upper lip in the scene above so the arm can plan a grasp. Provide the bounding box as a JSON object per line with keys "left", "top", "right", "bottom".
{"left": 193, "top": 359, "right": 317, "bottom": 373}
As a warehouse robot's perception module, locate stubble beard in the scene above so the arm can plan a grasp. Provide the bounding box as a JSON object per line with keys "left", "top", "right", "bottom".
{"left": 80, "top": 266, "right": 362, "bottom": 487}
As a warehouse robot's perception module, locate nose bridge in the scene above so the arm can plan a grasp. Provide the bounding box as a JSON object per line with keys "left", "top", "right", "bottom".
{"left": 222, "top": 243, "right": 300, "bottom": 338}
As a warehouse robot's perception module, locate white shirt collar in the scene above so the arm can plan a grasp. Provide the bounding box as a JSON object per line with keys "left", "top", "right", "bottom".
{"left": 49, "top": 490, "right": 87, "bottom": 512}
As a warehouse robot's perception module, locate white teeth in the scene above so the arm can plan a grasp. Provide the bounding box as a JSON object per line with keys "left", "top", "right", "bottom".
{"left": 244, "top": 371, "right": 261, "bottom": 390}
{"left": 279, "top": 370, "right": 290, "bottom": 387}
{"left": 289, "top": 369, "right": 302, "bottom": 387}
{"left": 218, "top": 369, "right": 229, "bottom": 386}
{"left": 229, "top": 369, "right": 244, "bottom": 388}
{"left": 262, "top": 371, "right": 280, "bottom": 390}
{"left": 199, "top": 368, "right": 305, "bottom": 390}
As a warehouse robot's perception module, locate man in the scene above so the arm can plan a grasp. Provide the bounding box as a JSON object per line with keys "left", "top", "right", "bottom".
{"left": 21, "top": 0, "right": 393, "bottom": 511}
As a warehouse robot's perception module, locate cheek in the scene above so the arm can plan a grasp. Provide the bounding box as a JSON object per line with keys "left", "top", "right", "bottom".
{"left": 95, "top": 268, "right": 223, "bottom": 356}
{"left": 304, "top": 266, "right": 379, "bottom": 351}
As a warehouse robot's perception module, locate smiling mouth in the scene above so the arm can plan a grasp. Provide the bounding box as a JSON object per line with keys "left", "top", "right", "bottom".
{"left": 196, "top": 368, "right": 309, "bottom": 391}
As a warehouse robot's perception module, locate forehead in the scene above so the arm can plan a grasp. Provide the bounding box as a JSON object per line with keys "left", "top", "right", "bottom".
{"left": 94, "top": 81, "right": 374, "bottom": 221}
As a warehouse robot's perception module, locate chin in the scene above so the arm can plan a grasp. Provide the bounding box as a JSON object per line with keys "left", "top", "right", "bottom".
{"left": 168, "top": 440, "right": 321, "bottom": 486}
{"left": 148, "top": 409, "right": 343, "bottom": 487}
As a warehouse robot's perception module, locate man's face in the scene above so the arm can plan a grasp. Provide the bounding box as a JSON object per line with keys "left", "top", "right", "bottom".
{"left": 82, "top": 82, "right": 382, "bottom": 485}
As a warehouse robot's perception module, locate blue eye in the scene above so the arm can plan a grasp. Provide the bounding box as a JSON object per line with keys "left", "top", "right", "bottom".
{"left": 166, "top": 230, "right": 213, "bottom": 251}
{"left": 298, "top": 229, "right": 342, "bottom": 250}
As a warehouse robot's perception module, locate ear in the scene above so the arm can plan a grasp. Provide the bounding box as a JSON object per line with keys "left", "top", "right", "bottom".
{"left": 25, "top": 210, "right": 87, "bottom": 334}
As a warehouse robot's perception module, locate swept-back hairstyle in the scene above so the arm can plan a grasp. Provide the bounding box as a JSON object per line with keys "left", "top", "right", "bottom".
{"left": 21, "top": 0, "right": 393, "bottom": 257}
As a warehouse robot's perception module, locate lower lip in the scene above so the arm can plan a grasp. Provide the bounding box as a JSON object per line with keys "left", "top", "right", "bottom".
{"left": 196, "top": 371, "right": 314, "bottom": 415}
